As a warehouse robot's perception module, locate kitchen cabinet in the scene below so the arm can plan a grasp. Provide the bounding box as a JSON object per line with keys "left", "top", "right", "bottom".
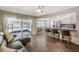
{"left": 61, "top": 12, "right": 76, "bottom": 24}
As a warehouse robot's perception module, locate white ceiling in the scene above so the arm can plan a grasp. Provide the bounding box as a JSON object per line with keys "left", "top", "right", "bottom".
{"left": 0, "top": 6, "right": 76, "bottom": 17}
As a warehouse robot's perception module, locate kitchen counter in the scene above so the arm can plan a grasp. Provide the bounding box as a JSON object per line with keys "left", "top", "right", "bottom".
{"left": 48, "top": 27, "right": 76, "bottom": 31}
{"left": 45, "top": 27, "right": 77, "bottom": 45}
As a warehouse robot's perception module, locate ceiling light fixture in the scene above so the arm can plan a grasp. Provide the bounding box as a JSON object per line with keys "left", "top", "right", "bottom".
{"left": 37, "top": 6, "right": 45, "bottom": 13}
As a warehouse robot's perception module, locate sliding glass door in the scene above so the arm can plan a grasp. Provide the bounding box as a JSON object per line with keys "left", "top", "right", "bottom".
{"left": 22, "top": 20, "right": 32, "bottom": 35}
{"left": 9, "top": 20, "right": 32, "bottom": 36}
{"left": 12, "top": 20, "right": 22, "bottom": 36}
{"left": 5, "top": 15, "right": 32, "bottom": 36}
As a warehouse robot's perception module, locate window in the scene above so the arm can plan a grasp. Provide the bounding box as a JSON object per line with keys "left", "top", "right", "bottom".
{"left": 37, "top": 20, "right": 46, "bottom": 28}
{"left": 4, "top": 15, "right": 32, "bottom": 36}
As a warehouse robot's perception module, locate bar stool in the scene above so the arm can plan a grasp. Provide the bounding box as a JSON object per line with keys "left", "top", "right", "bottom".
{"left": 45, "top": 28, "right": 51, "bottom": 38}
{"left": 51, "top": 29, "right": 59, "bottom": 39}
{"left": 61, "top": 30, "right": 71, "bottom": 46}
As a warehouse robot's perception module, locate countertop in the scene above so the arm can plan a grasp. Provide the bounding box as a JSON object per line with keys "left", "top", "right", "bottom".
{"left": 47, "top": 27, "right": 76, "bottom": 31}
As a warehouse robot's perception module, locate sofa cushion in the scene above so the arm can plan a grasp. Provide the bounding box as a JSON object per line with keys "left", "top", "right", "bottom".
{"left": 20, "top": 37, "right": 31, "bottom": 46}
{"left": 8, "top": 41, "right": 23, "bottom": 49}
{"left": 17, "top": 47, "right": 28, "bottom": 52}
{"left": 5, "top": 33, "right": 14, "bottom": 42}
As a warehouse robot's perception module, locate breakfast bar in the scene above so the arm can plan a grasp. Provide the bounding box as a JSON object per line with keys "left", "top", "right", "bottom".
{"left": 45, "top": 27, "right": 76, "bottom": 45}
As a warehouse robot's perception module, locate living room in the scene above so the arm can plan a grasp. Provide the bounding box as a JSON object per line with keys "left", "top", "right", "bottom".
{"left": 0, "top": 6, "right": 79, "bottom": 52}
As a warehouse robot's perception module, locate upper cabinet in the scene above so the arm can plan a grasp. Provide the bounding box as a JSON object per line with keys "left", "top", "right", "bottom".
{"left": 49, "top": 12, "right": 76, "bottom": 24}
{"left": 60, "top": 12, "right": 76, "bottom": 24}
{"left": 48, "top": 12, "right": 76, "bottom": 24}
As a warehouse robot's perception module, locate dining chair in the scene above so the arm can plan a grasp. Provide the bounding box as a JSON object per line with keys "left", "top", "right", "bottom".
{"left": 51, "top": 29, "right": 59, "bottom": 39}
{"left": 61, "top": 30, "right": 71, "bottom": 46}
{"left": 45, "top": 28, "right": 51, "bottom": 39}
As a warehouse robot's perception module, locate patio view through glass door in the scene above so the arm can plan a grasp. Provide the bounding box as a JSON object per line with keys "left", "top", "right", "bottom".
{"left": 6, "top": 16, "right": 32, "bottom": 36}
